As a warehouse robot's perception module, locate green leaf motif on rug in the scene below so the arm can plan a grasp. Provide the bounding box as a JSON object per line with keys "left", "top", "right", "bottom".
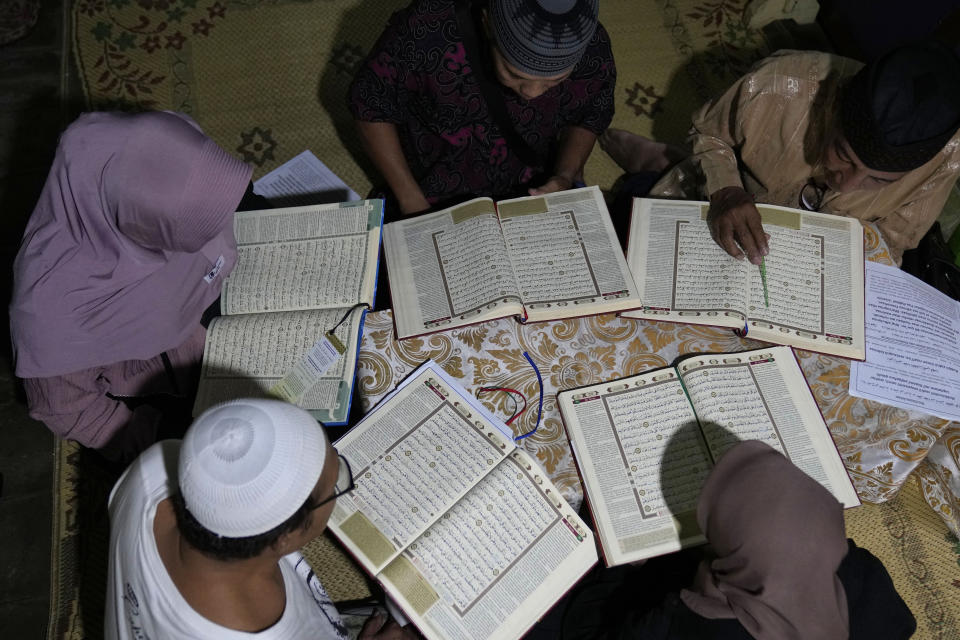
{"left": 91, "top": 21, "right": 112, "bottom": 42}
{"left": 114, "top": 31, "right": 137, "bottom": 51}
{"left": 79, "top": 0, "right": 229, "bottom": 109}
{"left": 91, "top": 43, "right": 167, "bottom": 109}
{"left": 685, "top": 0, "right": 764, "bottom": 79}
{"left": 687, "top": 0, "right": 741, "bottom": 28}
{"left": 721, "top": 19, "right": 752, "bottom": 49}
{"left": 948, "top": 532, "right": 960, "bottom": 569}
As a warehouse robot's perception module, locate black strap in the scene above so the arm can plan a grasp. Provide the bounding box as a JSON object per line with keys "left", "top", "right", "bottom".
{"left": 160, "top": 351, "right": 181, "bottom": 396}
{"left": 454, "top": 0, "right": 541, "bottom": 168}
{"left": 901, "top": 222, "right": 960, "bottom": 301}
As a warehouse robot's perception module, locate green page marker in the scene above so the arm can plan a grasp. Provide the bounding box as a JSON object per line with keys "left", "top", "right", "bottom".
{"left": 759, "top": 257, "right": 769, "bottom": 308}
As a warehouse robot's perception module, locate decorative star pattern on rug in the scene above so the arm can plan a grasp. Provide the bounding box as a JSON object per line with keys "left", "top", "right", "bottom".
{"left": 625, "top": 82, "right": 664, "bottom": 118}
{"left": 237, "top": 126, "right": 278, "bottom": 166}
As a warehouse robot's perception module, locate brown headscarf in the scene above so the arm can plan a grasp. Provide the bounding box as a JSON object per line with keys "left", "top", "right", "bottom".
{"left": 680, "top": 441, "right": 850, "bottom": 640}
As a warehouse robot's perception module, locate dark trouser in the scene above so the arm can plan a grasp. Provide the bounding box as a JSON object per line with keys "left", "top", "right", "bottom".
{"left": 610, "top": 171, "right": 661, "bottom": 250}
{"left": 524, "top": 500, "right": 702, "bottom": 640}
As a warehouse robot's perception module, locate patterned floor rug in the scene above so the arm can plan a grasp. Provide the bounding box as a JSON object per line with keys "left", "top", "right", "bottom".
{"left": 843, "top": 477, "right": 960, "bottom": 639}
{"left": 58, "top": 0, "right": 960, "bottom": 638}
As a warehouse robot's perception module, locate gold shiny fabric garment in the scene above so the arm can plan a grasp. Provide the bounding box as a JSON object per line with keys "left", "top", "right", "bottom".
{"left": 652, "top": 50, "right": 960, "bottom": 263}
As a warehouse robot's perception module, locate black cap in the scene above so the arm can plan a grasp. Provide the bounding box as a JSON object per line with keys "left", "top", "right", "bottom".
{"left": 840, "top": 41, "right": 960, "bottom": 172}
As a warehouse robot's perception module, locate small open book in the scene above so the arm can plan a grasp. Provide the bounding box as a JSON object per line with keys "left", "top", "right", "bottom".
{"left": 625, "top": 198, "right": 865, "bottom": 359}
{"left": 192, "top": 200, "right": 383, "bottom": 424}
{"left": 328, "top": 361, "right": 597, "bottom": 640}
{"left": 385, "top": 186, "right": 641, "bottom": 339}
{"left": 557, "top": 346, "right": 859, "bottom": 567}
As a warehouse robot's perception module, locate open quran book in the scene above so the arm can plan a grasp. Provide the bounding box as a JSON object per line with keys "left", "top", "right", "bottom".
{"left": 385, "top": 186, "right": 641, "bottom": 339}
{"left": 624, "top": 198, "right": 865, "bottom": 359}
{"left": 329, "top": 361, "right": 598, "bottom": 640}
{"left": 557, "top": 346, "right": 859, "bottom": 567}
{"left": 192, "top": 200, "right": 383, "bottom": 425}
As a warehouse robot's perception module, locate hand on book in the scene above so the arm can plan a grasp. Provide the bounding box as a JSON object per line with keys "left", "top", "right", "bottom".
{"left": 707, "top": 186, "right": 770, "bottom": 265}
{"left": 359, "top": 613, "right": 420, "bottom": 639}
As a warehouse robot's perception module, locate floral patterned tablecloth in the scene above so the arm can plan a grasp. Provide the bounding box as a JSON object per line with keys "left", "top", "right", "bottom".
{"left": 356, "top": 225, "right": 960, "bottom": 535}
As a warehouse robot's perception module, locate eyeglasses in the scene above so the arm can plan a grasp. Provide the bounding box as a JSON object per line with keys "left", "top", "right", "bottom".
{"left": 310, "top": 453, "right": 355, "bottom": 510}
{"left": 799, "top": 180, "right": 826, "bottom": 212}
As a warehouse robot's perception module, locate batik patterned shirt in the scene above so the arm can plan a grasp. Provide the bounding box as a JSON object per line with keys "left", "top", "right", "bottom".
{"left": 349, "top": 0, "right": 615, "bottom": 203}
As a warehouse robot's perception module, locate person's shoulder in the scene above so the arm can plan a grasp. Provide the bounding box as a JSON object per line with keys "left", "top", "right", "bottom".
{"left": 389, "top": 0, "right": 457, "bottom": 33}
{"left": 724, "top": 49, "right": 860, "bottom": 107}
{"left": 940, "top": 129, "right": 960, "bottom": 164}
{"left": 581, "top": 20, "right": 613, "bottom": 58}
{"left": 375, "top": 0, "right": 459, "bottom": 63}
{"left": 745, "top": 49, "right": 862, "bottom": 86}
{"left": 593, "top": 21, "right": 612, "bottom": 45}
{"left": 108, "top": 440, "right": 181, "bottom": 511}
{"left": 570, "top": 21, "right": 614, "bottom": 79}
{"left": 59, "top": 111, "right": 202, "bottom": 155}
{"left": 58, "top": 112, "right": 119, "bottom": 150}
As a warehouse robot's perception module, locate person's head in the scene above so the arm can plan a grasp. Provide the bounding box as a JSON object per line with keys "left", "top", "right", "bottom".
{"left": 824, "top": 41, "right": 960, "bottom": 193}
{"left": 173, "top": 399, "right": 352, "bottom": 561}
{"left": 102, "top": 111, "right": 251, "bottom": 254}
{"left": 681, "top": 441, "right": 849, "bottom": 638}
{"left": 486, "top": 0, "right": 598, "bottom": 100}
{"left": 8, "top": 110, "right": 251, "bottom": 382}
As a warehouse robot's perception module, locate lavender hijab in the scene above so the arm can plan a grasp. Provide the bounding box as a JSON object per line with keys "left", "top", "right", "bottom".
{"left": 10, "top": 111, "right": 252, "bottom": 378}
{"left": 680, "top": 441, "right": 850, "bottom": 639}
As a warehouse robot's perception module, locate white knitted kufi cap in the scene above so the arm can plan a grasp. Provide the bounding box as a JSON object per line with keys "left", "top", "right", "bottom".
{"left": 179, "top": 398, "right": 327, "bottom": 538}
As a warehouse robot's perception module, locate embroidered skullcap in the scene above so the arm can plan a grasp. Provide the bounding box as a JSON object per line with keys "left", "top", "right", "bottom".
{"left": 489, "top": 0, "right": 599, "bottom": 77}
{"left": 840, "top": 41, "right": 960, "bottom": 172}
{"left": 179, "top": 399, "right": 327, "bottom": 538}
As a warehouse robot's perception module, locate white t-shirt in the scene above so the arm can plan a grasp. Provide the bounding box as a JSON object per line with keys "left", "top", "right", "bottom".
{"left": 104, "top": 441, "right": 348, "bottom": 640}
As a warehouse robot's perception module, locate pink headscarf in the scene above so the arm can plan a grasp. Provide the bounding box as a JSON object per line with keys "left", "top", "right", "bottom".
{"left": 10, "top": 111, "right": 252, "bottom": 378}
{"left": 680, "top": 440, "right": 850, "bottom": 640}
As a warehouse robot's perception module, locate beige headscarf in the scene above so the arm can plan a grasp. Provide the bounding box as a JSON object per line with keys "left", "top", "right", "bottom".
{"left": 680, "top": 441, "right": 850, "bottom": 639}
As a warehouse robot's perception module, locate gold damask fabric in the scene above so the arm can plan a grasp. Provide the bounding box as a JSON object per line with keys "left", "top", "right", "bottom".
{"left": 357, "top": 224, "right": 960, "bottom": 534}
